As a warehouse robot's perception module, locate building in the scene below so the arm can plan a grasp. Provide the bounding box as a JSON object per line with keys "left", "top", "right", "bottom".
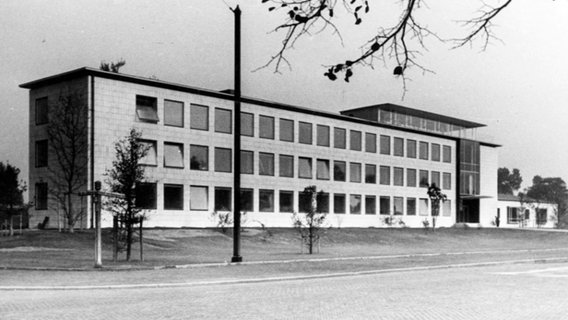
{"left": 21, "top": 67, "right": 499, "bottom": 229}
{"left": 497, "top": 194, "right": 557, "bottom": 228}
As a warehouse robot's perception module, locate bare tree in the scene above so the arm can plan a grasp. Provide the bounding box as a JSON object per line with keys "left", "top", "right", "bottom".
{"left": 292, "top": 185, "right": 327, "bottom": 254}
{"left": 100, "top": 59, "right": 126, "bottom": 73}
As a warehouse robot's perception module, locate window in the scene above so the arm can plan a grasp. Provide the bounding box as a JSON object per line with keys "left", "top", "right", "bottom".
{"left": 317, "top": 193, "right": 330, "bottom": 213}
{"left": 279, "top": 119, "right": 294, "bottom": 142}
{"left": 365, "top": 196, "right": 376, "bottom": 215}
{"left": 365, "top": 133, "right": 376, "bottom": 153}
{"left": 393, "top": 197, "right": 404, "bottom": 215}
{"left": 379, "top": 166, "right": 390, "bottom": 185}
{"left": 190, "top": 104, "right": 208, "bottom": 130}
{"left": 214, "top": 187, "right": 232, "bottom": 211}
{"left": 443, "top": 145, "right": 452, "bottom": 163}
{"left": 407, "top": 198, "right": 416, "bottom": 216}
{"left": 350, "top": 162, "right": 362, "bottom": 183}
{"left": 537, "top": 208, "right": 548, "bottom": 225}
{"left": 334, "top": 194, "right": 346, "bottom": 214}
{"left": 365, "top": 164, "right": 376, "bottom": 184}
{"left": 136, "top": 95, "right": 159, "bottom": 123}
{"left": 241, "top": 189, "right": 254, "bottom": 212}
{"left": 241, "top": 150, "right": 253, "bottom": 174}
{"left": 419, "top": 198, "right": 429, "bottom": 216}
{"left": 393, "top": 167, "right": 404, "bottom": 186}
{"left": 317, "top": 159, "right": 330, "bottom": 180}
{"left": 135, "top": 183, "right": 157, "bottom": 209}
{"left": 442, "top": 173, "right": 451, "bottom": 190}
{"left": 164, "top": 184, "right": 183, "bottom": 210}
{"left": 350, "top": 194, "right": 361, "bottom": 214}
{"left": 214, "top": 148, "right": 232, "bottom": 173}
{"left": 419, "top": 170, "right": 429, "bottom": 187}
{"left": 35, "top": 140, "right": 48, "bottom": 168}
{"left": 35, "top": 182, "right": 48, "bottom": 210}
{"left": 379, "top": 196, "right": 390, "bottom": 215}
{"left": 407, "top": 139, "right": 417, "bottom": 158}
{"left": 350, "top": 130, "right": 362, "bottom": 151}
{"left": 190, "top": 145, "right": 208, "bottom": 170}
{"left": 279, "top": 191, "right": 294, "bottom": 213}
{"left": 380, "top": 135, "right": 391, "bottom": 155}
{"left": 279, "top": 155, "right": 294, "bottom": 177}
{"left": 442, "top": 200, "right": 451, "bottom": 217}
{"left": 299, "top": 122, "right": 313, "bottom": 144}
{"left": 259, "top": 115, "right": 274, "bottom": 139}
{"left": 164, "top": 142, "right": 184, "bottom": 168}
{"left": 419, "top": 141, "right": 429, "bottom": 160}
{"left": 140, "top": 140, "right": 157, "bottom": 166}
{"left": 299, "top": 157, "right": 312, "bottom": 179}
{"left": 334, "top": 128, "right": 346, "bottom": 149}
{"left": 240, "top": 112, "right": 254, "bottom": 137}
{"left": 394, "top": 137, "right": 404, "bottom": 157}
{"left": 317, "top": 125, "right": 330, "bottom": 146}
{"left": 432, "top": 144, "right": 441, "bottom": 162}
{"left": 35, "top": 97, "right": 48, "bottom": 125}
{"left": 431, "top": 171, "right": 441, "bottom": 188}
{"left": 214, "top": 108, "right": 232, "bottom": 133}
{"left": 407, "top": 169, "right": 417, "bottom": 187}
{"left": 164, "top": 100, "right": 184, "bottom": 127}
{"left": 259, "top": 189, "right": 274, "bottom": 212}
{"left": 298, "top": 191, "right": 311, "bottom": 213}
{"left": 190, "top": 186, "right": 208, "bottom": 210}
{"left": 259, "top": 152, "right": 275, "bottom": 176}
{"left": 507, "top": 207, "right": 521, "bottom": 224}
{"left": 334, "top": 161, "right": 346, "bottom": 181}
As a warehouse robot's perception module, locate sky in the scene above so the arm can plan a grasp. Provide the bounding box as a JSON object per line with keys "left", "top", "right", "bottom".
{"left": 1, "top": 0, "right": 567, "bottom": 195}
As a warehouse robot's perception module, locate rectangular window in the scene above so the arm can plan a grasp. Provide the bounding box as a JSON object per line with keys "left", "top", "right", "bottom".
{"left": 35, "top": 97, "right": 48, "bottom": 125}
{"left": 350, "top": 194, "right": 362, "bottom": 214}
{"left": 393, "top": 167, "right": 404, "bottom": 186}
{"left": 190, "top": 186, "right": 208, "bottom": 210}
{"left": 259, "top": 115, "right": 275, "bottom": 139}
{"left": 334, "top": 128, "right": 346, "bottom": 149}
{"left": 190, "top": 104, "right": 208, "bottom": 130}
{"left": 442, "top": 200, "right": 451, "bottom": 217}
{"left": 240, "top": 112, "right": 254, "bottom": 137}
{"left": 139, "top": 140, "right": 157, "bottom": 166}
{"left": 241, "top": 150, "right": 254, "bottom": 174}
{"left": 164, "top": 100, "right": 184, "bottom": 127}
{"left": 190, "top": 145, "right": 208, "bottom": 171}
{"left": 334, "top": 161, "right": 346, "bottom": 182}
{"left": 35, "top": 140, "right": 48, "bottom": 168}
{"left": 393, "top": 197, "right": 404, "bottom": 215}
{"left": 365, "top": 164, "right": 376, "bottom": 184}
{"left": 365, "top": 196, "right": 376, "bottom": 215}
{"left": 316, "top": 159, "right": 330, "bottom": 180}
{"left": 299, "top": 157, "right": 312, "bottom": 179}
{"left": 164, "top": 184, "right": 183, "bottom": 210}
{"left": 350, "top": 130, "right": 362, "bottom": 151}
{"left": 317, "top": 193, "right": 330, "bottom": 213}
{"left": 380, "top": 166, "right": 390, "bottom": 185}
{"left": 259, "top": 152, "right": 275, "bottom": 176}
{"left": 407, "top": 168, "right": 417, "bottom": 187}
{"left": 259, "top": 189, "right": 274, "bottom": 212}
{"left": 334, "top": 194, "right": 346, "bottom": 214}
{"left": 136, "top": 95, "right": 159, "bottom": 123}
{"left": 419, "top": 170, "right": 429, "bottom": 187}
{"left": 419, "top": 198, "right": 429, "bottom": 216}
{"left": 537, "top": 208, "right": 548, "bottom": 225}
{"left": 442, "top": 173, "right": 451, "bottom": 190}
{"left": 432, "top": 143, "right": 441, "bottom": 162}
{"left": 419, "top": 141, "right": 429, "bottom": 160}
{"left": 407, "top": 198, "right": 416, "bottom": 216}
{"left": 35, "top": 182, "right": 48, "bottom": 210}
{"left": 214, "top": 187, "right": 232, "bottom": 211}
{"left": 317, "top": 125, "right": 330, "bottom": 146}
{"left": 164, "top": 142, "right": 184, "bottom": 168}
{"left": 214, "top": 147, "right": 232, "bottom": 173}
{"left": 350, "top": 162, "right": 362, "bottom": 183}
{"left": 431, "top": 171, "right": 441, "bottom": 188}
{"left": 393, "top": 137, "right": 404, "bottom": 157}
{"left": 279, "top": 155, "right": 294, "bottom": 177}
{"left": 135, "top": 183, "right": 157, "bottom": 209}
{"left": 507, "top": 207, "right": 520, "bottom": 224}
{"left": 279, "top": 118, "right": 294, "bottom": 142}
{"left": 241, "top": 189, "right": 254, "bottom": 212}
{"left": 365, "top": 133, "right": 377, "bottom": 153}
{"left": 298, "top": 191, "right": 312, "bottom": 213}
{"left": 380, "top": 135, "right": 391, "bottom": 155}
{"left": 407, "top": 139, "right": 417, "bottom": 158}
{"left": 279, "top": 191, "right": 294, "bottom": 213}
{"left": 443, "top": 145, "right": 452, "bottom": 163}
{"left": 299, "top": 122, "right": 313, "bottom": 144}
{"left": 380, "top": 196, "right": 390, "bottom": 215}
{"left": 214, "top": 108, "right": 232, "bottom": 133}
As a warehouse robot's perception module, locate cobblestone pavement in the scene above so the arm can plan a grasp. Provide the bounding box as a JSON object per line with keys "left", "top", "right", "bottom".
{"left": 1, "top": 262, "right": 568, "bottom": 320}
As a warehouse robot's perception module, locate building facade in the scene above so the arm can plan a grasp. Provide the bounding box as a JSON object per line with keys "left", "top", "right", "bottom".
{"left": 22, "top": 68, "right": 499, "bottom": 229}
{"left": 497, "top": 194, "right": 558, "bottom": 228}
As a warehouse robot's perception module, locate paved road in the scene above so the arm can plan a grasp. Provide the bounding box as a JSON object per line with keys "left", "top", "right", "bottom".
{"left": 2, "top": 262, "right": 567, "bottom": 320}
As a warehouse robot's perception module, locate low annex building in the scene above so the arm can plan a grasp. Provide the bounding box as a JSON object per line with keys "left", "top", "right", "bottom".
{"left": 497, "top": 194, "right": 558, "bottom": 229}
{"left": 21, "top": 67, "right": 499, "bottom": 229}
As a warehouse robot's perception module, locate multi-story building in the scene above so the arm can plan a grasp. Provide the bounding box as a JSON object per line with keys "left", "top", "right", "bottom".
{"left": 21, "top": 67, "right": 499, "bottom": 229}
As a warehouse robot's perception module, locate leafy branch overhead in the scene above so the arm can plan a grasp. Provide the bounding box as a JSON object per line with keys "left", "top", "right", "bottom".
{"left": 261, "top": 0, "right": 513, "bottom": 82}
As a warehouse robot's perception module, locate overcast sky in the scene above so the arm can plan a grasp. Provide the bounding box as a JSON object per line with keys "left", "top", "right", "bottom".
{"left": 1, "top": 0, "right": 567, "bottom": 193}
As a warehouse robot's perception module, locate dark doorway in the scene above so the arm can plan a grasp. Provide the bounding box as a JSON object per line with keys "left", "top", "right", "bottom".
{"left": 458, "top": 198, "right": 480, "bottom": 223}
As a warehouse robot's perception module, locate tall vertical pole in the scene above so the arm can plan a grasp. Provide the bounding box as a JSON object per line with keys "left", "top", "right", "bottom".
{"left": 231, "top": 5, "right": 243, "bottom": 263}
{"left": 94, "top": 181, "right": 102, "bottom": 268}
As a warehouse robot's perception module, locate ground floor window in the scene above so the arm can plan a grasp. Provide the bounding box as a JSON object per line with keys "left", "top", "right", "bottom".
{"left": 350, "top": 194, "right": 361, "bottom": 214}
{"left": 163, "top": 184, "right": 183, "bottom": 210}
{"left": 279, "top": 191, "right": 294, "bottom": 213}
{"left": 407, "top": 198, "right": 416, "bottom": 216}
{"left": 442, "top": 200, "right": 452, "bottom": 217}
{"left": 379, "top": 196, "right": 390, "bottom": 215}
{"left": 190, "top": 186, "right": 208, "bottom": 211}
{"left": 419, "top": 198, "right": 429, "bottom": 216}
{"left": 214, "top": 187, "right": 232, "bottom": 212}
{"left": 334, "top": 194, "right": 346, "bottom": 214}
{"left": 136, "top": 183, "right": 157, "bottom": 209}
{"left": 259, "top": 189, "right": 274, "bottom": 212}
{"left": 35, "top": 182, "right": 48, "bottom": 210}
{"left": 317, "top": 192, "right": 330, "bottom": 213}
{"left": 393, "top": 197, "right": 403, "bottom": 215}
{"left": 365, "top": 196, "right": 376, "bottom": 215}
{"left": 241, "top": 189, "right": 254, "bottom": 212}
{"left": 507, "top": 207, "right": 521, "bottom": 224}
{"left": 537, "top": 208, "right": 548, "bottom": 225}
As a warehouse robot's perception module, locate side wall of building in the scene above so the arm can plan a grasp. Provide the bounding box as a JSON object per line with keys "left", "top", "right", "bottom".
{"left": 479, "top": 145, "right": 499, "bottom": 226}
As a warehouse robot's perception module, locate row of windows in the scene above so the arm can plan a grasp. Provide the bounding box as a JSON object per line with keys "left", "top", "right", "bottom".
{"left": 505, "top": 207, "right": 548, "bottom": 225}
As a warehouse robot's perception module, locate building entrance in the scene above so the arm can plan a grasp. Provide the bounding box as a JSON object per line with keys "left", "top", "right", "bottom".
{"left": 458, "top": 198, "right": 479, "bottom": 223}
